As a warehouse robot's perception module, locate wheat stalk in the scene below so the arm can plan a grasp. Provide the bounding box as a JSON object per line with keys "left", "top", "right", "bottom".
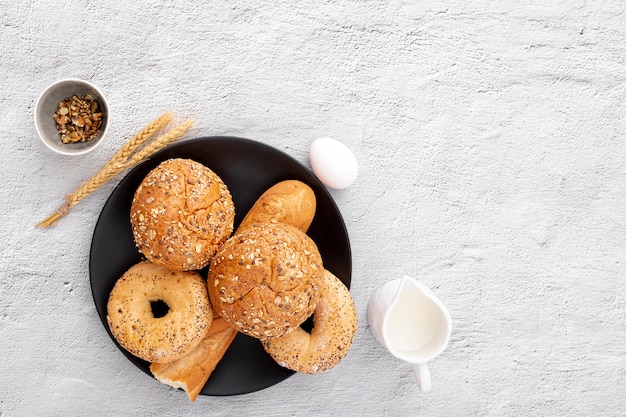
{"left": 123, "top": 118, "right": 193, "bottom": 168}
{"left": 36, "top": 114, "right": 194, "bottom": 228}
{"left": 109, "top": 112, "right": 173, "bottom": 166}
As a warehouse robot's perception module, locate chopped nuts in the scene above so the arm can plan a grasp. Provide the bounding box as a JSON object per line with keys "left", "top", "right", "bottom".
{"left": 52, "top": 94, "right": 103, "bottom": 144}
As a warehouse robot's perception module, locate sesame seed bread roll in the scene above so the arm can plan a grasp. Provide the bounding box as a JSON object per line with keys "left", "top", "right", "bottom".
{"left": 238, "top": 180, "right": 316, "bottom": 233}
{"left": 130, "top": 158, "right": 235, "bottom": 271}
{"left": 208, "top": 223, "right": 323, "bottom": 339}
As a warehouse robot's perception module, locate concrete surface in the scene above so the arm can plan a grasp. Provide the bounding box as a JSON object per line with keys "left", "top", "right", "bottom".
{"left": 2, "top": 1, "right": 626, "bottom": 416}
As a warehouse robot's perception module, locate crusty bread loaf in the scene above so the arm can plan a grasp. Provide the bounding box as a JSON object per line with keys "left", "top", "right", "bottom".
{"left": 208, "top": 223, "right": 323, "bottom": 339}
{"left": 150, "top": 315, "right": 237, "bottom": 402}
{"left": 130, "top": 158, "right": 235, "bottom": 271}
{"left": 238, "top": 180, "right": 316, "bottom": 233}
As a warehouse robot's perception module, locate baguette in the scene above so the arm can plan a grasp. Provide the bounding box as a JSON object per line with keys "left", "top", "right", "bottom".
{"left": 238, "top": 180, "right": 316, "bottom": 233}
{"left": 149, "top": 316, "right": 237, "bottom": 402}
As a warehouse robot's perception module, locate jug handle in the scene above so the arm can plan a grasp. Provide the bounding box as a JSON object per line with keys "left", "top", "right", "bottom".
{"left": 412, "top": 362, "right": 431, "bottom": 392}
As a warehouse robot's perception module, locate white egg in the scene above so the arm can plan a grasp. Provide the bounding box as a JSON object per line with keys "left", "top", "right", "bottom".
{"left": 309, "top": 137, "right": 358, "bottom": 189}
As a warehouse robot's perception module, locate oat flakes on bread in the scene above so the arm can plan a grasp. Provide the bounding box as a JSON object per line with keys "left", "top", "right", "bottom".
{"left": 130, "top": 158, "right": 235, "bottom": 271}
{"left": 208, "top": 223, "right": 323, "bottom": 339}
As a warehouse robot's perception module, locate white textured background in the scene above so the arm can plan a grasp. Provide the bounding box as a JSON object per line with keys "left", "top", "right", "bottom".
{"left": 2, "top": 1, "right": 626, "bottom": 416}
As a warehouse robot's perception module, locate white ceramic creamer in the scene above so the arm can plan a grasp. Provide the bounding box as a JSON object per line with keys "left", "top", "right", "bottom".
{"left": 367, "top": 276, "right": 452, "bottom": 392}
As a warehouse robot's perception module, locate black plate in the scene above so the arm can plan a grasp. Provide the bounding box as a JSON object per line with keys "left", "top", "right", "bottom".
{"left": 89, "top": 137, "right": 352, "bottom": 396}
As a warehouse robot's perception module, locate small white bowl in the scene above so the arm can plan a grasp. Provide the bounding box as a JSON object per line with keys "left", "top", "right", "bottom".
{"left": 34, "top": 79, "right": 109, "bottom": 155}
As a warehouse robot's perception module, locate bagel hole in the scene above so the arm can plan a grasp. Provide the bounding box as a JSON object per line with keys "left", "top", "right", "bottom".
{"left": 301, "top": 315, "right": 314, "bottom": 333}
{"left": 151, "top": 300, "right": 170, "bottom": 318}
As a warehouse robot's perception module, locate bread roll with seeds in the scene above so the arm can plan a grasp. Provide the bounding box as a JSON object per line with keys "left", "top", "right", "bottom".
{"left": 208, "top": 223, "right": 323, "bottom": 339}
{"left": 238, "top": 180, "right": 316, "bottom": 233}
{"left": 130, "top": 158, "right": 235, "bottom": 271}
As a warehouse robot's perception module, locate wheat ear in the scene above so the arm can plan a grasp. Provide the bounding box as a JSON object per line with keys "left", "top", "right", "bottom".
{"left": 36, "top": 115, "right": 193, "bottom": 228}
{"left": 123, "top": 118, "right": 194, "bottom": 168}
{"left": 109, "top": 112, "right": 173, "bottom": 166}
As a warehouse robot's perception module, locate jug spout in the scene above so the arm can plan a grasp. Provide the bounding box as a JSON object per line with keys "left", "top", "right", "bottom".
{"left": 397, "top": 275, "right": 419, "bottom": 296}
{"left": 384, "top": 275, "right": 422, "bottom": 325}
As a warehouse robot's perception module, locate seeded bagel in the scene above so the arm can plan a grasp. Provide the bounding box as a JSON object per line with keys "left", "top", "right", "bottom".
{"left": 107, "top": 261, "right": 213, "bottom": 363}
{"left": 262, "top": 270, "right": 357, "bottom": 374}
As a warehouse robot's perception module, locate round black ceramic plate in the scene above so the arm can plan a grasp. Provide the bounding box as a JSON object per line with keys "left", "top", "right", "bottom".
{"left": 90, "top": 137, "right": 352, "bottom": 396}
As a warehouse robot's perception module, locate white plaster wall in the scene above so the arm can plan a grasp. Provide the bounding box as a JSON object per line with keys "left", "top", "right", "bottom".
{"left": 1, "top": 1, "right": 625, "bottom": 416}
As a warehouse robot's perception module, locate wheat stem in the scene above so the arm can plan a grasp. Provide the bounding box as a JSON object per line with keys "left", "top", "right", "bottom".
{"left": 109, "top": 112, "right": 173, "bottom": 165}
{"left": 35, "top": 115, "right": 194, "bottom": 228}
{"left": 124, "top": 118, "right": 194, "bottom": 168}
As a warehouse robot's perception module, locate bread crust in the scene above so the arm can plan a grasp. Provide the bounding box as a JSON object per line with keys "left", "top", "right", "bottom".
{"left": 107, "top": 261, "right": 213, "bottom": 363}
{"left": 208, "top": 223, "right": 323, "bottom": 339}
{"left": 238, "top": 180, "right": 316, "bottom": 232}
{"left": 149, "top": 315, "right": 237, "bottom": 402}
{"left": 130, "top": 158, "right": 235, "bottom": 271}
